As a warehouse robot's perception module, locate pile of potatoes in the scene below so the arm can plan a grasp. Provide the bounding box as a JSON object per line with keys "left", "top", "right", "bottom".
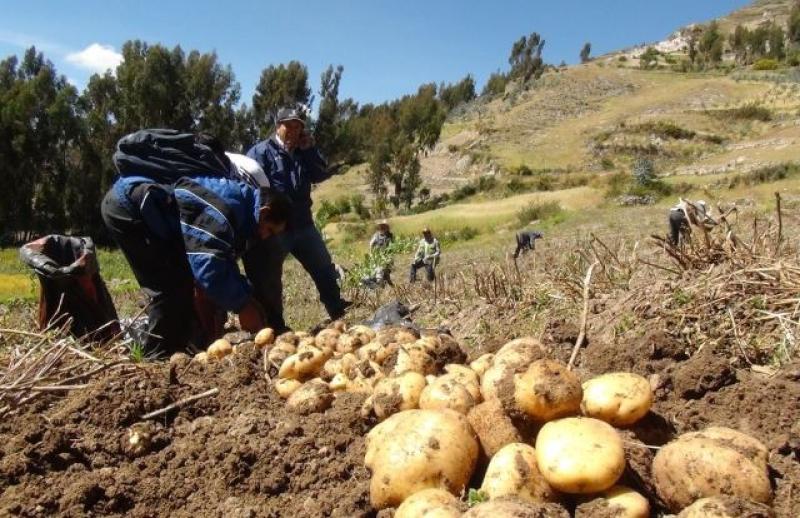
{"left": 197, "top": 328, "right": 776, "bottom": 516}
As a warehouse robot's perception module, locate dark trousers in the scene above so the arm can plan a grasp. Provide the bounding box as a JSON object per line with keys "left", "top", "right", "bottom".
{"left": 669, "top": 210, "right": 688, "bottom": 246}
{"left": 243, "top": 223, "right": 343, "bottom": 332}
{"left": 513, "top": 242, "right": 534, "bottom": 259}
{"left": 409, "top": 260, "right": 435, "bottom": 282}
{"left": 101, "top": 189, "right": 197, "bottom": 356}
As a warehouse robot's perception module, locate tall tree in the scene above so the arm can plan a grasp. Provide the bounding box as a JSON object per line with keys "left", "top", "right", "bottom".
{"left": 509, "top": 32, "right": 546, "bottom": 83}
{"left": 789, "top": 1, "right": 800, "bottom": 46}
{"left": 315, "top": 64, "right": 344, "bottom": 159}
{"left": 698, "top": 21, "right": 724, "bottom": 66}
{"left": 252, "top": 61, "right": 311, "bottom": 137}
{"left": 439, "top": 75, "right": 476, "bottom": 111}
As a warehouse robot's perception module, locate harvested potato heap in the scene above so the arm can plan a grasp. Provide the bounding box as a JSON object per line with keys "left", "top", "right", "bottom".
{"left": 194, "top": 329, "right": 776, "bottom": 516}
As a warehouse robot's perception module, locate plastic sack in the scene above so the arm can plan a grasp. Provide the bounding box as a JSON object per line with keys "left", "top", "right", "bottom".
{"left": 19, "top": 235, "right": 121, "bottom": 341}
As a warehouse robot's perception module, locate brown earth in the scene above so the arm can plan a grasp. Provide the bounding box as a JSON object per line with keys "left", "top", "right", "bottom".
{"left": 0, "top": 344, "right": 373, "bottom": 517}
{"left": 1, "top": 307, "right": 799, "bottom": 516}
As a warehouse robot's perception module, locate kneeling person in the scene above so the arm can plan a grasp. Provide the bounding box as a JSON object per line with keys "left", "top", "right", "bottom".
{"left": 102, "top": 176, "right": 290, "bottom": 356}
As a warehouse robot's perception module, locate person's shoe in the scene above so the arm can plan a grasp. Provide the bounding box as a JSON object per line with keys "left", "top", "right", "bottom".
{"left": 328, "top": 299, "right": 352, "bottom": 321}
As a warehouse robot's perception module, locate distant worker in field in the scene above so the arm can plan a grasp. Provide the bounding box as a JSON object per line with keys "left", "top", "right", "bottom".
{"left": 365, "top": 220, "right": 395, "bottom": 287}
{"left": 370, "top": 220, "right": 395, "bottom": 251}
{"left": 409, "top": 227, "right": 441, "bottom": 283}
{"left": 102, "top": 136, "right": 291, "bottom": 355}
{"left": 668, "top": 198, "right": 717, "bottom": 246}
{"left": 513, "top": 229, "right": 544, "bottom": 259}
{"left": 245, "top": 107, "right": 350, "bottom": 332}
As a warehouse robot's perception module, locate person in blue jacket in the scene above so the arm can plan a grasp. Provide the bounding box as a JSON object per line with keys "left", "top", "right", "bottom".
{"left": 101, "top": 174, "right": 291, "bottom": 356}
{"left": 245, "top": 107, "right": 349, "bottom": 332}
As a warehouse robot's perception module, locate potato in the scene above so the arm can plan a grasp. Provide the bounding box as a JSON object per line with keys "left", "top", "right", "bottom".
{"left": 581, "top": 372, "right": 653, "bottom": 427}
{"left": 481, "top": 338, "right": 546, "bottom": 401}
{"left": 535, "top": 417, "right": 625, "bottom": 494}
{"left": 348, "top": 324, "right": 376, "bottom": 344}
{"left": 419, "top": 377, "right": 476, "bottom": 414}
{"left": 346, "top": 375, "right": 375, "bottom": 394}
{"left": 193, "top": 351, "right": 209, "bottom": 364}
{"left": 653, "top": 426, "right": 771, "bottom": 511}
{"left": 391, "top": 346, "right": 436, "bottom": 376}
{"left": 514, "top": 359, "right": 582, "bottom": 422}
{"left": 494, "top": 337, "right": 547, "bottom": 367}
{"left": 314, "top": 328, "right": 340, "bottom": 353}
{"left": 470, "top": 353, "right": 494, "bottom": 378}
{"left": 328, "top": 373, "right": 349, "bottom": 392}
{"left": 207, "top": 338, "right": 233, "bottom": 360}
{"left": 278, "top": 347, "right": 327, "bottom": 380}
{"left": 337, "top": 334, "right": 361, "bottom": 354}
{"left": 575, "top": 485, "right": 649, "bottom": 518}
{"left": 352, "top": 359, "right": 383, "bottom": 381}
{"left": 329, "top": 320, "right": 347, "bottom": 332}
{"left": 467, "top": 399, "right": 524, "bottom": 457}
{"left": 276, "top": 331, "right": 299, "bottom": 345}
{"left": 267, "top": 346, "right": 292, "bottom": 369}
{"left": 355, "top": 340, "right": 380, "bottom": 361}
{"left": 463, "top": 497, "right": 569, "bottom": 518}
{"left": 365, "top": 409, "right": 479, "bottom": 509}
{"left": 274, "top": 378, "right": 302, "bottom": 398}
{"left": 372, "top": 372, "right": 427, "bottom": 419}
{"left": 417, "top": 334, "right": 467, "bottom": 368}
{"left": 254, "top": 327, "right": 275, "bottom": 348}
{"left": 395, "top": 488, "right": 463, "bottom": 518}
{"left": 286, "top": 379, "right": 333, "bottom": 414}
{"left": 676, "top": 496, "right": 775, "bottom": 518}
{"left": 481, "top": 443, "right": 558, "bottom": 503}
{"left": 444, "top": 364, "right": 480, "bottom": 391}
{"left": 294, "top": 331, "right": 311, "bottom": 339}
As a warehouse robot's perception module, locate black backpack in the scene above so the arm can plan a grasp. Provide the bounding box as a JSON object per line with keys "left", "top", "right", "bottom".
{"left": 113, "top": 129, "right": 230, "bottom": 184}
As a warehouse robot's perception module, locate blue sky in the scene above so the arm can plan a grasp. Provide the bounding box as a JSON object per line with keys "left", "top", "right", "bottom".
{"left": 1, "top": 0, "right": 750, "bottom": 106}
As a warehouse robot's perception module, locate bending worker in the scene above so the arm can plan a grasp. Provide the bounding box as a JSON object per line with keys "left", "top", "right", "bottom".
{"left": 102, "top": 130, "right": 291, "bottom": 356}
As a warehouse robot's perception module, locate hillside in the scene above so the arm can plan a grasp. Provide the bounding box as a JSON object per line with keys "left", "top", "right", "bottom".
{"left": 313, "top": 0, "right": 800, "bottom": 255}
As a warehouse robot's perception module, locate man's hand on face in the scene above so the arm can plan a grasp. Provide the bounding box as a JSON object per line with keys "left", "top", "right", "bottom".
{"left": 298, "top": 130, "right": 315, "bottom": 150}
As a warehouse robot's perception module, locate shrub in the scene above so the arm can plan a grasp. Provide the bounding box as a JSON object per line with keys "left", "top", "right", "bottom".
{"left": 713, "top": 163, "right": 799, "bottom": 189}
{"left": 516, "top": 201, "right": 563, "bottom": 226}
{"left": 440, "top": 226, "right": 480, "bottom": 244}
{"left": 632, "top": 157, "right": 656, "bottom": 185}
{"left": 618, "top": 55, "right": 628, "bottom": 62}
{"left": 350, "top": 194, "right": 370, "bottom": 220}
{"left": 753, "top": 58, "right": 779, "bottom": 71}
{"left": 708, "top": 103, "right": 772, "bottom": 122}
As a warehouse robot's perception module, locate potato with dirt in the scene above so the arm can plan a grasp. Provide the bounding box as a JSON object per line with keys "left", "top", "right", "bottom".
{"left": 254, "top": 327, "right": 275, "bottom": 348}
{"left": 535, "top": 417, "right": 625, "bottom": 494}
{"left": 274, "top": 378, "right": 302, "bottom": 398}
{"left": 394, "top": 488, "right": 464, "bottom": 518}
{"left": 365, "top": 409, "right": 479, "bottom": 509}
{"left": 207, "top": 338, "right": 233, "bottom": 359}
{"left": 419, "top": 376, "right": 476, "bottom": 414}
{"left": 574, "top": 485, "right": 650, "bottom": 518}
{"left": 278, "top": 347, "right": 327, "bottom": 380}
{"left": 467, "top": 398, "right": 524, "bottom": 457}
{"left": 653, "top": 426, "right": 772, "bottom": 512}
{"left": 480, "top": 443, "right": 558, "bottom": 504}
{"left": 676, "top": 496, "right": 775, "bottom": 517}
{"left": 462, "top": 496, "right": 569, "bottom": 517}
{"left": 580, "top": 372, "right": 653, "bottom": 427}
{"left": 470, "top": 353, "right": 494, "bottom": 378}
{"left": 286, "top": 379, "right": 333, "bottom": 414}
{"left": 481, "top": 337, "right": 547, "bottom": 401}
{"left": 372, "top": 371, "right": 426, "bottom": 419}
{"left": 514, "top": 359, "right": 582, "bottom": 422}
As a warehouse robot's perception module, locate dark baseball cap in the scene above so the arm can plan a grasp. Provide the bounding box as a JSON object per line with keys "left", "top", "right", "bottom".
{"left": 276, "top": 107, "right": 306, "bottom": 126}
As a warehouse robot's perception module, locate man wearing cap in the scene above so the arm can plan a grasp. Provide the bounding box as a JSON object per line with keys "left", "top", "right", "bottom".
{"left": 409, "top": 228, "right": 441, "bottom": 283}
{"left": 245, "top": 107, "right": 349, "bottom": 331}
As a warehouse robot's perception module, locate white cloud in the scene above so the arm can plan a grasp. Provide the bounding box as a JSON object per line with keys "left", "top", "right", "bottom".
{"left": 65, "top": 43, "right": 122, "bottom": 73}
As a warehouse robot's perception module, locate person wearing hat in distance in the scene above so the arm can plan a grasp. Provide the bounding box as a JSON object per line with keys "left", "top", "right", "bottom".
{"left": 409, "top": 227, "right": 441, "bottom": 283}
{"left": 368, "top": 220, "right": 395, "bottom": 286}
{"left": 668, "top": 198, "right": 716, "bottom": 246}
{"left": 244, "top": 107, "right": 350, "bottom": 332}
